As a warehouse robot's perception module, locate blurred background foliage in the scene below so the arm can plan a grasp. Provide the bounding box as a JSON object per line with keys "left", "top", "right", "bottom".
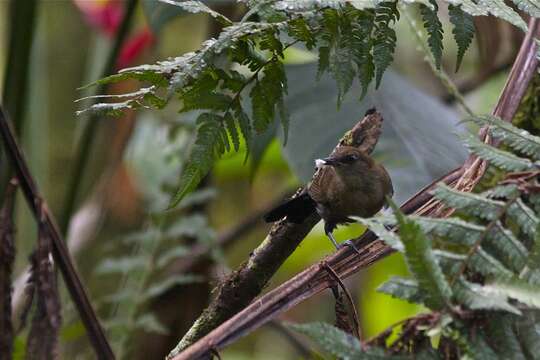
{"left": 0, "top": 0, "right": 526, "bottom": 359}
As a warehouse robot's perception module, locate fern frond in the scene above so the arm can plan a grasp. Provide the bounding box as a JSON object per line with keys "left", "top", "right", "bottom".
{"left": 510, "top": 0, "right": 540, "bottom": 17}
{"left": 352, "top": 10, "right": 375, "bottom": 98}
{"left": 392, "top": 206, "right": 453, "bottom": 309}
{"left": 485, "top": 223, "right": 528, "bottom": 273}
{"left": 448, "top": 4, "right": 474, "bottom": 72}
{"left": 460, "top": 132, "right": 533, "bottom": 172}
{"left": 508, "top": 199, "right": 539, "bottom": 239}
{"left": 470, "top": 115, "right": 540, "bottom": 160}
{"left": 420, "top": 0, "right": 443, "bottom": 69}
{"left": 453, "top": 277, "right": 521, "bottom": 314}
{"left": 373, "top": 1, "right": 399, "bottom": 87}
{"left": 169, "top": 113, "right": 226, "bottom": 207}
{"left": 484, "top": 279, "right": 540, "bottom": 309}
{"left": 485, "top": 314, "right": 527, "bottom": 360}
{"left": 515, "top": 316, "right": 540, "bottom": 358}
{"left": 433, "top": 183, "right": 504, "bottom": 221}
{"left": 158, "top": 0, "right": 233, "bottom": 26}
{"left": 377, "top": 276, "right": 423, "bottom": 304}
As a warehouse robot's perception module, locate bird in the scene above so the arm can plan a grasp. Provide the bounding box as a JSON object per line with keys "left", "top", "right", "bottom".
{"left": 263, "top": 136, "right": 393, "bottom": 250}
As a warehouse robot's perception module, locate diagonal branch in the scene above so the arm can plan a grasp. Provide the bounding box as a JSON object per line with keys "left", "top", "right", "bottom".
{"left": 171, "top": 17, "right": 540, "bottom": 360}
{"left": 0, "top": 107, "right": 114, "bottom": 359}
{"left": 168, "top": 111, "right": 385, "bottom": 357}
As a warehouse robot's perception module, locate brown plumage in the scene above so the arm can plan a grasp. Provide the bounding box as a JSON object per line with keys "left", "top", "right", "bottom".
{"left": 264, "top": 145, "right": 393, "bottom": 249}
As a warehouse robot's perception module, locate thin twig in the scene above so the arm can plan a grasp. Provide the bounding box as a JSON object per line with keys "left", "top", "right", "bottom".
{"left": 0, "top": 107, "right": 114, "bottom": 359}
{"left": 323, "top": 262, "right": 361, "bottom": 341}
{"left": 170, "top": 18, "right": 540, "bottom": 360}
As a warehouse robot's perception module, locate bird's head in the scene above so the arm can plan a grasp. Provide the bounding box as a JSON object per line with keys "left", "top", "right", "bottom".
{"left": 315, "top": 146, "right": 373, "bottom": 175}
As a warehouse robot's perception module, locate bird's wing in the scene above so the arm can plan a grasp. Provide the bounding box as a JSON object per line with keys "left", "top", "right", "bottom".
{"left": 307, "top": 166, "right": 333, "bottom": 205}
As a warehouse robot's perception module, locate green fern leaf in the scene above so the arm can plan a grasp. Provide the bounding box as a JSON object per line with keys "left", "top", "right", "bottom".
{"left": 158, "top": 0, "right": 233, "bottom": 26}
{"left": 453, "top": 277, "right": 521, "bottom": 314}
{"left": 433, "top": 183, "right": 504, "bottom": 221}
{"left": 484, "top": 279, "right": 540, "bottom": 308}
{"left": 288, "top": 17, "right": 316, "bottom": 50}
{"left": 470, "top": 115, "right": 540, "bottom": 160}
{"left": 354, "top": 217, "right": 403, "bottom": 251}
{"left": 143, "top": 275, "right": 204, "bottom": 299}
{"left": 373, "top": 1, "right": 399, "bottom": 88}
{"left": 515, "top": 316, "right": 540, "bottom": 358}
{"left": 250, "top": 59, "right": 287, "bottom": 134}
{"left": 224, "top": 112, "right": 240, "bottom": 152}
{"left": 391, "top": 203, "right": 453, "bottom": 310}
{"left": 483, "top": 184, "right": 519, "bottom": 200}
{"left": 485, "top": 223, "right": 528, "bottom": 273}
{"left": 477, "top": 0, "right": 528, "bottom": 31}
{"left": 420, "top": 0, "right": 444, "bottom": 69}
{"left": 508, "top": 199, "right": 539, "bottom": 239}
{"left": 460, "top": 132, "right": 533, "bottom": 172}
{"left": 352, "top": 10, "right": 375, "bottom": 98}
{"left": 485, "top": 314, "right": 526, "bottom": 360}
{"left": 169, "top": 113, "right": 226, "bottom": 208}
{"left": 377, "top": 276, "right": 423, "bottom": 304}
{"left": 287, "top": 322, "right": 385, "bottom": 360}
{"left": 510, "top": 0, "right": 540, "bottom": 17}
{"left": 448, "top": 4, "right": 474, "bottom": 72}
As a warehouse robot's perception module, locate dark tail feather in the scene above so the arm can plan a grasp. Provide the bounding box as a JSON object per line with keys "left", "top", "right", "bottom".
{"left": 263, "top": 192, "right": 316, "bottom": 224}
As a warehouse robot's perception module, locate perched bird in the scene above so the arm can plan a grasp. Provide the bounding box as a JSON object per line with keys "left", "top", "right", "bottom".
{"left": 264, "top": 114, "right": 393, "bottom": 249}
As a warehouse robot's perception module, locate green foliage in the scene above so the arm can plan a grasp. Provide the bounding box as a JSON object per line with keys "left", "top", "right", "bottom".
{"left": 288, "top": 322, "right": 388, "bottom": 359}
{"left": 390, "top": 202, "right": 453, "bottom": 309}
{"left": 79, "top": 0, "right": 534, "bottom": 206}
{"left": 373, "top": 2, "right": 399, "bottom": 88}
{"left": 448, "top": 4, "right": 474, "bottom": 72}
{"left": 420, "top": 0, "right": 443, "bottom": 69}
{"left": 95, "top": 191, "right": 218, "bottom": 356}
{"left": 351, "top": 117, "right": 540, "bottom": 357}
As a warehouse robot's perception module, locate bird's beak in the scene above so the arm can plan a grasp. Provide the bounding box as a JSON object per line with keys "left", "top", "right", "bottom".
{"left": 320, "top": 157, "right": 339, "bottom": 166}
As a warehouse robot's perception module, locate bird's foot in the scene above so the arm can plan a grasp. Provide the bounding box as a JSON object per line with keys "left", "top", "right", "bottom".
{"left": 337, "top": 240, "right": 362, "bottom": 256}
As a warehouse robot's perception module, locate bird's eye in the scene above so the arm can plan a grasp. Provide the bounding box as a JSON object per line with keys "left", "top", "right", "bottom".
{"left": 344, "top": 154, "right": 358, "bottom": 163}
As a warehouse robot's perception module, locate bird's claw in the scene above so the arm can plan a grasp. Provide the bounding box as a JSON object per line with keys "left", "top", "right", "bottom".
{"left": 338, "top": 240, "right": 362, "bottom": 256}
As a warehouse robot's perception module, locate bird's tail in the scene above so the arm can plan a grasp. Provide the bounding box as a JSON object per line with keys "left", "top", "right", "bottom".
{"left": 263, "top": 192, "right": 317, "bottom": 224}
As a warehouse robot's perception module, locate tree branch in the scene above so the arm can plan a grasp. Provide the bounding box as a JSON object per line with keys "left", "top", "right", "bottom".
{"left": 0, "top": 107, "right": 114, "bottom": 359}
{"left": 170, "top": 17, "right": 540, "bottom": 360}
{"left": 169, "top": 112, "right": 385, "bottom": 357}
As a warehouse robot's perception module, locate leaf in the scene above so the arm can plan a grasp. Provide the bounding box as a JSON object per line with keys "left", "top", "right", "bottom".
{"left": 250, "top": 59, "right": 287, "bottom": 134}
{"left": 484, "top": 279, "right": 540, "bottom": 309}
{"left": 158, "top": 0, "right": 233, "bottom": 26}
{"left": 433, "top": 183, "right": 504, "bottom": 221}
{"left": 469, "top": 115, "right": 540, "bottom": 160}
{"left": 420, "top": 0, "right": 443, "bottom": 69}
{"left": 352, "top": 10, "right": 375, "bottom": 98}
{"left": 144, "top": 275, "right": 205, "bottom": 299}
{"left": 95, "top": 256, "right": 147, "bottom": 274}
{"left": 288, "top": 17, "right": 316, "bottom": 50}
{"left": 377, "top": 276, "right": 423, "bottom": 304}
{"left": 476, "top": 0, "right": 528, "bottom": 32}
{"left": 373, "top": 1, "right": 399, "bottom": 87}
{"left": 510, "top": 0, "right": 540, "bottom": 17}
{"left": 460, "top": 132, "right": 533, "bottom": 172}
{"left": 485, "top": 314, "right": 527, "bottom": 360}
{"left": 390, "top": 202, "right": 453, "bottom": 310}
{"left": 507, "top": 199, "right": 539, "bottom": 239}
{"left": 448, "top": 4, "right": 474, "bottom": 72}
{"left": 354, "top": 217, "right": 403, "bottom": 251}
{"left": 485, "top": 223, "right": 528, "bottom": 273}
{"left": 135, "top": 313, "right": 169, "bottom": 335}
{"left": 156, "top": 245, "right": 191, "bottom": 268}
{"left": 169, "top": 113, "right": 226, "bottom": 207}
{"left": 287, "top": 322, "right": 363, "bottom": 359}
{"left": 515, "top": 316, "right": 540, "bottom": 359}
{"left": 453, "top": 277, "right": 521, "bottom": 314}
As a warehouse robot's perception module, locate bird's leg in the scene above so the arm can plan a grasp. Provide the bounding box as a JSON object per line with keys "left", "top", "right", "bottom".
{"left": 324, "top": 222, "right": 340, "bottom": 250}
